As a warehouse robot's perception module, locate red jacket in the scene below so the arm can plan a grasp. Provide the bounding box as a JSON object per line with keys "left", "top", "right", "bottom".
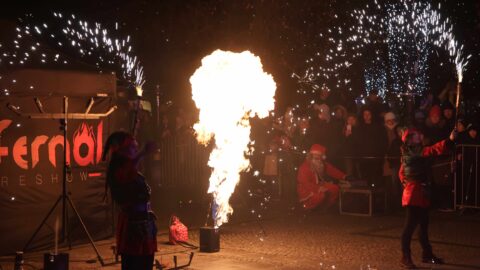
{"left": 297, "top": 160, "right": 346, "bottom": 208}
{"left": 399, "top": 139, "right": 451, "bottom": 208}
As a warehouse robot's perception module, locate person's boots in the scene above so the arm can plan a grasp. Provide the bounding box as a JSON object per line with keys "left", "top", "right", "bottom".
{"left": 422, "top": 251, "right": 444, "bottom": 264}
{"left": 400, "top": 253, "right": 416, "bottom": 269}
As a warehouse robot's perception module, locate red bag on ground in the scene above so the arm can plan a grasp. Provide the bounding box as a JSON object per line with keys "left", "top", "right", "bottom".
{"left": 169, "top": 215, "right": 188, "bottom": 244}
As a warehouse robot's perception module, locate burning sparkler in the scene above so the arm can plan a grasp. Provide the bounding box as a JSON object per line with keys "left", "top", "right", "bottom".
{"left": 190, "top": 50, "right": 276, "bottom": 228}
{"left": 299, "top": 0, "right": 470, "bottom": 98}
{"left": 0, "top": 12, "right": 144, "bottom": 94}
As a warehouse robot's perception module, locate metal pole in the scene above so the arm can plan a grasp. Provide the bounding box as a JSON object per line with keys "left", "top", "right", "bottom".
{"left": 62, "top": 96, "right": 68, "bottom": 242}
{"left": 476, "top": 146, "right": 478, "bottom": 208}
{"left": 462, "top": 146, "right": 465, "bottom": 206}
{"left": 23, "top": 196, "right": 62, "bottom": 251}
{"left": 156, "top": 85, "right": 161, "bottom": 127}
{"left": 454, "top": 145, "right": 457, "bottom": 210}
{"left": 67, "top": 196, "right": 105, "bottom": 265}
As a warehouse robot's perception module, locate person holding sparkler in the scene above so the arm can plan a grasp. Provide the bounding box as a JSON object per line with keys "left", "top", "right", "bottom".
{"left": 399, "top": 128, "right": 456, "bottom": 268}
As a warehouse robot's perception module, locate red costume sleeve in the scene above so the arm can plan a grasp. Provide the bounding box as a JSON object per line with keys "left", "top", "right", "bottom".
{"left": 422, "top": 139, "right": 451, "bottom": 157}
{"left": 398, "top": 164, "right": 406, "bottom": 183}
{"left": 325, "top": 162, "right": 346, "bottom": 180}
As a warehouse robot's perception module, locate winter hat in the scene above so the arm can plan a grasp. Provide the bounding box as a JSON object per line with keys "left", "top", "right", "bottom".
{"left": 467, "top": 123, "right": 478, "bottom": 132}
{"left": 384, "top": 112, "right": 396, "bottom": 122}
{"left": 429, "top": 105, "right": 441, "bottom": 118}
{"left": 309, "top": 144, "right": 326, "bottom": 155}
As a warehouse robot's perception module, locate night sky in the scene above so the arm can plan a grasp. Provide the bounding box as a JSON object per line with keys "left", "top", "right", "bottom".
{"left": 1, "top": 0, "right": 479, "bottom": 111}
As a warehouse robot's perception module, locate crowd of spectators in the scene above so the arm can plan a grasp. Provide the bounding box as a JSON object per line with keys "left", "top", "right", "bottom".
{"left": 262, "top": 85, "right": 480, "bottom": 209}
{"left": 149, "top": 83, "right": 479, "bottom": 210}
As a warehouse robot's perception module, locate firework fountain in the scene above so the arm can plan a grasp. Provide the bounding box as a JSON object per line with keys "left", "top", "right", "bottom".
{"left": 0, "top": 12, "right": 145, "bottom": 96}
{"left": 298, "top": 0, "right": 470, "bottom": 99}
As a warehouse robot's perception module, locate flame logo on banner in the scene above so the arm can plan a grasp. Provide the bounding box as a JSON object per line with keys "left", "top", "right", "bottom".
{"left": 190, "top": 50, "right": 276, "bottom": 228}
{"left": 73, "top": 123, "right": 96, "bottom": 167}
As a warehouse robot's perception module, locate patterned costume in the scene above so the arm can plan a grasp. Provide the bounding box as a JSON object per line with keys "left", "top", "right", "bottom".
{"left": 104, "top": 132, "right": 157, "bottom": 270}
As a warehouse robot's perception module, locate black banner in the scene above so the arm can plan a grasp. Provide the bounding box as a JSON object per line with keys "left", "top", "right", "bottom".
{"left": 0, "top": 70, "right": 116, "bottom": 255}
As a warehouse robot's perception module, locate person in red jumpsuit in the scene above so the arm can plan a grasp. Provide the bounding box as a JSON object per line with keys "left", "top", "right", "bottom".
{"left": 103, "top": 131, "right": 158, "bottom": 270}
{"left": 399, "top": 128, "right": 456, "bottom": 268}
{"left": 297, "top": 144, "right": 348, "bottom": 210}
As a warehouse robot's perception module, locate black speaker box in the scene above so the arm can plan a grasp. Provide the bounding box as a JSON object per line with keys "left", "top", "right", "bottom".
{"left": 200, "top": 227, "right": 220, "bottom": 252}
{"left": 43, "top": 253, "right": 69, "bottom": 270}
{"left": 340, "top": 188, "right": 386, "bottom": 216}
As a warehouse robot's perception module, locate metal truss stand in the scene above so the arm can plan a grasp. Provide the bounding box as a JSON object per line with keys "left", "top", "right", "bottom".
{"left": 8, "top": 96, "right": 116, "bottom": 266}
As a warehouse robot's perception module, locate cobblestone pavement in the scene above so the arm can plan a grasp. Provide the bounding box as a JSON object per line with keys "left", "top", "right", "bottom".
{"left": 1, "top": 208, "right": 479, "bottom": 270}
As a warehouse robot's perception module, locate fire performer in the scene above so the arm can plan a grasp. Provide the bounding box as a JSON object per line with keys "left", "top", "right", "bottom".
{"left": 399, "top": 128, "right": 456, "bottom": 268}
{"left": 103, "top": 131, "right": 158, "bottom": 270}
{"left": 297, "top": 144, "right": 349, "bottom": 210}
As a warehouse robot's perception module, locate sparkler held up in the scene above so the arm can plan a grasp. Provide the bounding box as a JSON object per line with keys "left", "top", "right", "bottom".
{"left": 298, "top": 0, "right": 471, "bottom": 100}
{"left": 454, "top": 49, "right": 470, "bottom": 126}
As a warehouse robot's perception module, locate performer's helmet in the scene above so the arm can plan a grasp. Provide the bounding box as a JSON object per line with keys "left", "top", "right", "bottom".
{"left": 401, "top": 128, "right": 423, "bottom": 145}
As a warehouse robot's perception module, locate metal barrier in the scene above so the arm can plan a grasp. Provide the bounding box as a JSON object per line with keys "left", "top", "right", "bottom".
{"left": 455, "top": 144, "right": 480, "bottom": 209}
{"left": 152, "top": 135, "right": 211, "bottom": 189}
{"left": 151, "top": 136, "right": 480, "bottom": 212}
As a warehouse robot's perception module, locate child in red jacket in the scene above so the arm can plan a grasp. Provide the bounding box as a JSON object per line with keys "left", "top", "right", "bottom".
{"left": 399, "top": 128, "right": 455, "bottom": 268}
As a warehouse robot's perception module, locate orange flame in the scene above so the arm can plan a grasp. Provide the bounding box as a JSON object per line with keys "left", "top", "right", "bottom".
{"left": 190, "top": 50, "right": 276, "bottom": 227}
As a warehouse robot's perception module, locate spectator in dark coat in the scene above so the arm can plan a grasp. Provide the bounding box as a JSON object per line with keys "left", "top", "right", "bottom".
{"left": 329, "top": 105, "right": 348, "bottom": 169}
{"left": 455, "top": 118, "right": 467, "bottom": 144}
{"left": 456, "top": 123, "right": 480, "bottom": 207}
{"left": 366, "top": 90, "right": 388, "bottom": 123}
{"left": 424, "top": 105, "right": 449, "bottom": 145}
{"left": 464, "top": 123, "right": 479, "bottom": 145}
{"left": 344, "top": 114, "right": 359, "bottom": 177}
{"left": 307, "top": 104, "right": 332, "bottom": 150}
{"left": 441, "top": 101, "right": 455, "bottom": 131}
{"left": 383, "top": 112, "right": 400, "bottom": 209}
{"left": 387, "top": 125, "right": 405, "bottom": 210}
{"left": 354, "top": 107, "right": 388, "bottom": 187}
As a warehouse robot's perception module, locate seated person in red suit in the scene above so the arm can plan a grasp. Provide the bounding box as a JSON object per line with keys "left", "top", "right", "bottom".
{"left": 297, "top": 144, "right": 349, "bottom": 210}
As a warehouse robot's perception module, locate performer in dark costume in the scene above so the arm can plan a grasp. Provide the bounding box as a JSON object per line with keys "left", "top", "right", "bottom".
{"left": 399, "top": 128, "right": 456, "bottom": 268}
{"left": 103, "top": 131, "right": 157, "bottom": 270}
